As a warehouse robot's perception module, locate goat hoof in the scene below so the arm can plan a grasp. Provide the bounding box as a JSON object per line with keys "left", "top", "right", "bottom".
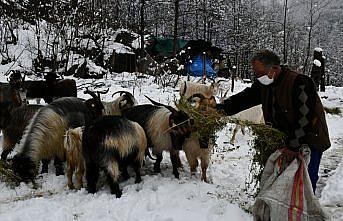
{"left": 87, "top": 187, "right": 97, "bottom": 194}
{"left": 55, "top": 167, "right": 64, "bottom": 176}
{"left": 41, "top": 168, "right": 48, "bottom": 174}
{"left": 135, "top": 177, "right": 142, "bottom": 184}
{"left": 114, "top": 190, "right": 122, "bottom": 198}
{"left": 153, "top": 166, "right": 161, "bottom": 173}
{"left": 55, "top": 169, "right": 65, "bottom": 176}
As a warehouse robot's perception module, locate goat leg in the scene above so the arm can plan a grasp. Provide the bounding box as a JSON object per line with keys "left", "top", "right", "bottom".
{"left": 133, "top": 160, "right": 142, "bottom": 184}
{"left": 54, "top": 156, "right": 65, "bottom": 176}
{"left": 170, "top": 150, "right": 180, "bottom": 179}
{"left": 75, "top": 163, "right": 85, "bottom": 190}
{"left": 107, "top": 173, "right": 122, "bottom": 198}
{"left": 153, "top": 153, "right": 163, "bottom": 173}
{"left": 41, "top": 159, "right": 50, "bottom": 174}
{"left": 86, "top": 162, "right": 99, "bottom": 194}
{"left": 67, "top": 164, "right": 75, "bottom": 189}
{"left": 1, "top": 149, "right": 11, "bottom": 161}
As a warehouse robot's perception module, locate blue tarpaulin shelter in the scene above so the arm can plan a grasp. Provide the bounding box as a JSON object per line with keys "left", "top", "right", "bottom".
{"left": 185, "top": 54, "right": 217, "bottom": 78}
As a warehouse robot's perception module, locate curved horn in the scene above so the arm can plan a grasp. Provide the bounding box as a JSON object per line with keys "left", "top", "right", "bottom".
{"left": 223, "top": 89, "right": 230, "bottom": 98}
{"left": 216, "top": 79, "right": 227, "bottom": 84}
{"left": 84, "top": 88, "right": 98, "bottom": 100}
{"left": 187, "top": 93, "right": 206, "bottom": 102}
{"left": 96, "top": 88, "right": 109, "bottom": 98}
{"left": 180, "top": 81, "right": 187, "bottom": 97}
{"left": 112, "top": 90, "right": 133, "bottom": 98}
{"left": 97, "top": 88, "right": 109, "bottom": 94}
{"left": 208, "top": 77, "right": 215, "bottom": 83}
{"left": 144, "top": 95, "right": 177, "bottom": 115}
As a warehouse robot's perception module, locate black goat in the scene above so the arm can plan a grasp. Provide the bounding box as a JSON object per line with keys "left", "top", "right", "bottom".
{"left": 8, "top": 72, "right": 77, "bottom": 104}
{"left": 1, "top": 104, "right": 42, "bottom": 161}
{"left": 82, "top": 116, "right": 147, "bottom": 198}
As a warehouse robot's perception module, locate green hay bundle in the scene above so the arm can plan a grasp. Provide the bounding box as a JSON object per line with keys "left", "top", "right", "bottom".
{"left": 0, "top": 160, "right": 22, "bottom": 187}
{"left": 175, "top": 99, "right": 228, "bottom": 143}
{"left": 236, "top": 120, "right": 287, "bottom": 193}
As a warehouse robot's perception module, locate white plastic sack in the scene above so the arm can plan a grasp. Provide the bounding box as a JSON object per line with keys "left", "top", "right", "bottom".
{"left": 253, "top": 147, "right": 328, "bottom": 221}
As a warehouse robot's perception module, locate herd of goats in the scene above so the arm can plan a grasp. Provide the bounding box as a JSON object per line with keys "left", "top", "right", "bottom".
{"left": 0, "top": 72, "right": 264, "bottom": 198}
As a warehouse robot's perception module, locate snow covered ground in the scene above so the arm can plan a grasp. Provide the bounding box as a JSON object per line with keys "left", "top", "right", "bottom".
{"left": 0, "top": 73, "right": 342, "bottom": 221}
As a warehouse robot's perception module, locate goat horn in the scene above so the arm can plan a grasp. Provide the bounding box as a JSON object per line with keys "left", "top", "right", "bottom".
{"left": 112, "top": 90, "right": 133, "bottom": 98}
{"left": 97, "top": 88, "right": 109, "bottom": 94}
{"left": 84, "top": 88, "right": 99, "bottom": 100}
{"left": 187, "top": 93, "right": 206, "bottom": 102}
{"left": 208, "top": 77, "right": 215, "bottom": 83}
{"left": 216, "top": 79, "right": 227, "bottom": 84}
{"left": 145, "top": 95, "right": 177, "bottom": 115}
{"left": 223, "top": 89, "right": 230, "bottom": 98}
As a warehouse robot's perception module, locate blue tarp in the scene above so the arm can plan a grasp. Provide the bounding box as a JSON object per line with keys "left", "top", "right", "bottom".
{"left": 185, "top": 54, "right": 217, "bottom": 78}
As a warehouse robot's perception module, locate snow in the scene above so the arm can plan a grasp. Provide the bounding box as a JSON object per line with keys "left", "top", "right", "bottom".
{"left": 1, "top": 23, "right": 343, "bottom": 220}
{"left": 1, "top": 74, "right": 343, "bottom": 220}
{"left": 314, "top": 59, "right": 322, "bottom": 67}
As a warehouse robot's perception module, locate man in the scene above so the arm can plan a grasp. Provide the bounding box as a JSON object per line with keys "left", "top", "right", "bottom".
{"left": 217, "top": 49, "right": 331, "bottom": 193}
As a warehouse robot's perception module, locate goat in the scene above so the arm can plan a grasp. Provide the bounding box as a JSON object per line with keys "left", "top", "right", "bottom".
{"left": 12, "top": 91, "right": 104, "bottom": 182}
{"left": 9, "top": 71, "right": 77, "bottom": 104}
{"left": 82, "top": 116, "right": 147, "bottom": 198}
{"left": 183, "top": 138, "right": 213, "bottom": 182}
{"left": 64, "top": 127, "right": 84, "bottom": 190}
{"left": 179, "top": 79, "right": 225, "bottom": 100}
{"left": 183, "top": 93, "right": 217, "bottom": 182}
{"left": 1, "top": 104, "right": 42, "bottom": 161}
{"left": 102, "top": 91, "right": 137, "bottom": 116}
{"left": 218, "top": 89, "right": 264, "bottom": 144}
{"left": 229, "top": 105, "right": 264, "bottom": 144}
{"left": 22, "top": 79, "right": 77, "bottom": 104}
{"left": 0, "top": 83, "right": 24, "bottom": 129}
{"left": 123, "top": 97, "right": 195, "bottom": 179}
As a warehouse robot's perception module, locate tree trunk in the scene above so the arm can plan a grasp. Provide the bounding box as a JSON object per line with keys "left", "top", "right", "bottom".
{"left": 173, "top": 0, "right": 179, "bottom": 55}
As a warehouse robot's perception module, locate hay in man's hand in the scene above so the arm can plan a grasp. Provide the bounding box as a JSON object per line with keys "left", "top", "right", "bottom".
{"left": 175, "top": 99, "right": 228, "bottom": 144}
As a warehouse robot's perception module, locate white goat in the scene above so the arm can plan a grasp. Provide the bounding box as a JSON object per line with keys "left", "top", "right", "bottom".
{"left": 102, "top": 91, "right": 137, "bottom": 116}
{"left": 229, "top": 105, "right": 264, "bottom": 144}
{"left": 179, "top": 79, "right": 224, "bottom": 100}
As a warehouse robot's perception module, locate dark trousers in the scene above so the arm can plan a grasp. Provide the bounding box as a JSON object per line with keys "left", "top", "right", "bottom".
{"left": 308, "top": 147, "right": 323, "bottom": 193}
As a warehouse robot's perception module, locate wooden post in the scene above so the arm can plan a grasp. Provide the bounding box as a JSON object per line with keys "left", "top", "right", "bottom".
{"left": 202, "top": 52, "right": 206, "bottom": 83}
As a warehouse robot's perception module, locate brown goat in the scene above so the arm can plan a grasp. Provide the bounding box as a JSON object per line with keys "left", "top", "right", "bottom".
{"left": 64, "top": 127, "right": 84, "bottom": 190}
{"left": 183, "top": 93, "right": 217, "bottom": 182}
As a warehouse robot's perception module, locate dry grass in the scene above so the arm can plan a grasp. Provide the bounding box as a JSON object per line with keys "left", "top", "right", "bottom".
{"left": 175, "top": 99, "right": 228, "bottom": 143}
{"left": 0, "top": 160, "right": 22, "bottom": 187}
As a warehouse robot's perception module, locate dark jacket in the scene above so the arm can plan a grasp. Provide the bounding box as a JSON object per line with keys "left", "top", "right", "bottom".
{"left": 220, "top": 66, "right": 331, "bottom": 152}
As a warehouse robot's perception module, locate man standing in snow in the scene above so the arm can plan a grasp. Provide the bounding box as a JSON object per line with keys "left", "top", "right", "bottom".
{"left": 216, "top": 49, "right": 331, "bottom": 193}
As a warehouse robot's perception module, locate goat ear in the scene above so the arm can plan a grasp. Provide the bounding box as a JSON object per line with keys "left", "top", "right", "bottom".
{"left": 168, "top": 115, "right": 174, "bottom": 127}
{"left": 119, "top": 100, "right": 128, "bottom": 109}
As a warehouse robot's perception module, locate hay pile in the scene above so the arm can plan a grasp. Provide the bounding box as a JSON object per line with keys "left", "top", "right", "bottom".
{"left": 175, "top": 99, "right": 228, "bottom": 143}
{"left": 235, "top": 119, "right": 287, "bottom": 192}
{"left": 0, "top": 160, "right": 22, "bottom": 187}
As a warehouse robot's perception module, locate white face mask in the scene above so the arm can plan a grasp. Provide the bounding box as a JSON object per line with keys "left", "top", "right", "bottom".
{"left": 257, "top": 75, "right": 274, "bottom": 85}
